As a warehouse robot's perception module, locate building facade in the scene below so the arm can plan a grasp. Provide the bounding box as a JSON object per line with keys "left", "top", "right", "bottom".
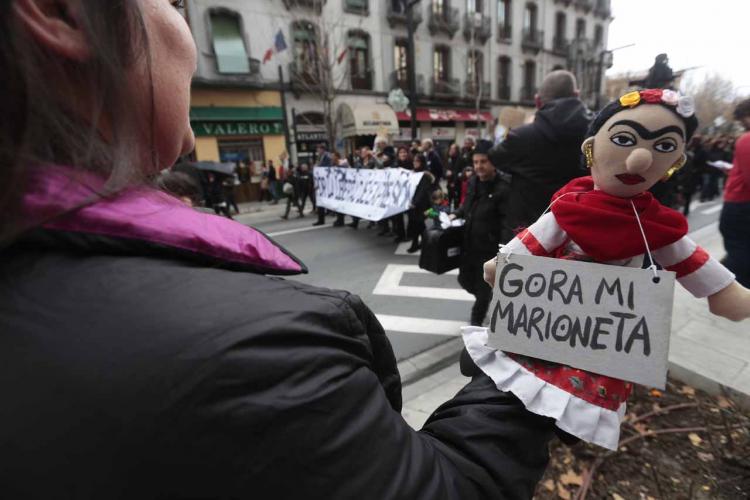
{"left": 185, "top": 0, "right": 612, "bottom": 164}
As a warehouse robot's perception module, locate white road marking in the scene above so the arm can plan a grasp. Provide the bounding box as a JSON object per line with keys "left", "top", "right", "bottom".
{"left": 699, "top": 204, "right": 723, "bottom": 215}
{"left": 372, "top": 264, "right": 472, "bottom": 301}
{"left": 376, "top": 314, "right": 465, "bottom": 336}
{"left": 267, "top": 224, "right": 330, "bottom": 237}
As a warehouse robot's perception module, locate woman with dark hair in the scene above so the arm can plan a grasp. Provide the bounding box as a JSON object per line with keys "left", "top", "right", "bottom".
{"left": 469, "top": 90, "right": 750, "bottom": 451}
{"left": 0, "top": 1, "right": 558, "bottom": 497}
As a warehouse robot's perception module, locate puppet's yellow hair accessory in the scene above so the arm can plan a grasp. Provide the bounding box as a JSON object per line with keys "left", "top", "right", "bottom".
{"left": 619, "top": 91, "right": 641, "bottom": 108}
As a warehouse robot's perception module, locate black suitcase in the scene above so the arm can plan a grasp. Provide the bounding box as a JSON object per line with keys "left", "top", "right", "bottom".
{"left": 418, "top": 226, "right": 464, "bottom": 275}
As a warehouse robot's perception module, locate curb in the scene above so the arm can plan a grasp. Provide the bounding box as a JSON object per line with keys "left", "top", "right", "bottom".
{"left": 397, "top": 337, "right": 465, "bottom": 387}
{"left": 668, "top": 361, "right": 750, "bottom": 411}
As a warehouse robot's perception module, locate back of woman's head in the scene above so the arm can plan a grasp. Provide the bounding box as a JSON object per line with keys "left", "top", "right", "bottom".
{"left": 1, "top": 1, "right": 197, "bottom": 242}
{"left": 0, "top": 0, "right": 147, "bottom": 236}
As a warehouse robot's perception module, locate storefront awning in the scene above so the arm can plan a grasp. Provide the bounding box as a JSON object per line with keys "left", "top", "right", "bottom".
{"left": 396, "top": 108, "right": 493, "bottom": 123}
{"left": 339, "top": 103, "right": 399, "bottom": 138}
{"left": 190, "top": 107, "right": 283, "bottom": 122}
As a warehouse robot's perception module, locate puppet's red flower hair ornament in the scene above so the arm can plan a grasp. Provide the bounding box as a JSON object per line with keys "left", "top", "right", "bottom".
{"left": 640, "top": 89, "right": 664, "bottom": 104}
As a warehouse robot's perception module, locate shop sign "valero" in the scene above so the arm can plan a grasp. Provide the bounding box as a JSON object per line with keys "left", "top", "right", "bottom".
{"left": 192, "top": 121, "right": 285, "bottom": 137}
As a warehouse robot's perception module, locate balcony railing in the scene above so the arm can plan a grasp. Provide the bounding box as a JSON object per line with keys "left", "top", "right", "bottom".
{"left": 520, "top": 85, "right": 536, "bottom": 103}
{"left": 464, "top": 80, "right": 491, "bottom": 100}
{"left": 431, "top": 78, "right": 461, "bottom": 97}
{"left": 389, "top": 70, "right": 425, "bottom": 95}
{"left": 343, "top": 0, "right": 369, "bottom": 15}
{"left": 574, "top": 0, "right": 594, "bottom": 12}
{"left": 289, "top": 61, "right": 321, "bottom": 89}
{"left": 386, "top": 2, "right": 423, "bottom": 28}
{"left": 521, "top": 28, "right": 544, "bottom": 52}
{"left": 428, "top": 7, "right": 460, "bottom": 38}
{"left": 497, "top": 83, "right": 511, "bottom": 101}
{"left": 496, "top": 23, "right": 512, "bottom": 42}
{"left": 463, "top": 12, "right": 491, "bottom": 43}
{"left": 350, "top": 68, "right": 373, "bottom": 90}
{"left": 283, "top": 0, "right": 326, "bottom": 13}
{"left": 552, "top": 35, "right": 569, "bottom": 56}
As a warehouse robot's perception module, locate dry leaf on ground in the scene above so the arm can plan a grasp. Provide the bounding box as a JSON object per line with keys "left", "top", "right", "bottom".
{"left": 697, "top": 452, "right": 715, "bottom": 462}
{"left": 649, "top": 389, "right": 663, "bottom": 397}
{"left": 556, "top": 482, "right": 571, "bottom": 500}
{"left": 612, "top": 493, "right": 625, "bottom": 500}
{"left": 679, "top": 385, "right": 695, "bottom": 397}
{"left": 559, "top": 470, "right": 583, "bottom": 487}
{"left": 688, "top": 432, "right": 703, "bottom": 446}
{"left": 542, "top": 479, "right": 555, "bottom": 492}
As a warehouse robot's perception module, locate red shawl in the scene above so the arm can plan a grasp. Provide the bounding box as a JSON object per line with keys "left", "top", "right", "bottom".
{"left": 550, "top": 176, "right": 688, "bottom": 262}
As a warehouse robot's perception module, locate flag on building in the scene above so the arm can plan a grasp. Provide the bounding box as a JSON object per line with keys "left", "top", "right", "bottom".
{"left": 263, "top": 29, "right": 288, "bottom": 64}
{"left": 336, "top": 48, "right": 348, "bottom": 65}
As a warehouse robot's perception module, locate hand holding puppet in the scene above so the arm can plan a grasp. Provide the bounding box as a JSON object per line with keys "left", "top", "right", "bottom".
{"left": 467, "top": 90, "right": 750, "bottom": 449}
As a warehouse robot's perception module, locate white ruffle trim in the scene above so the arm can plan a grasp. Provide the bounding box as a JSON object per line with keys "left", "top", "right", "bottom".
{"left": 462, "top": 326, "right": 625, "bottom": 450}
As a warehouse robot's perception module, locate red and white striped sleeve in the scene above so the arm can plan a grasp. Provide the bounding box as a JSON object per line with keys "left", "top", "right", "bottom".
{"left": 500, "top": 212, "right": 568, "bottom": 257}
{"left": 652, "top": 236, "right": 735, "bottom": 298}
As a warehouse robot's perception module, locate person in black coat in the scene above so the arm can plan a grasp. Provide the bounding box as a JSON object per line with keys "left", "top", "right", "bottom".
{"left": 422, "top": 138, "right": 444, "bottom": 186}
{"left": 406, "top": 153, "right": 435, "bottom": 253}
{"left": 451, "top": 140, "right": 511, "bottom": 326}
{"left": 489, "top": 70, "right": 592, "bottom": 235}
{"left": 0, "top": 2, "right": 560, "bottom": 497}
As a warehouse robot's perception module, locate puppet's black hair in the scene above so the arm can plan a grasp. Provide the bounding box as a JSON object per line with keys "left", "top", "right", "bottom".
{"left": 586, "top": 91, "right": 699, "bottom": 141}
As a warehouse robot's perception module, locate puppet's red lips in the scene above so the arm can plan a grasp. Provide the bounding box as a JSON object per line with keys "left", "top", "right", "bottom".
{"left": 616, "top": 174, "right": 646, "bottom": 185}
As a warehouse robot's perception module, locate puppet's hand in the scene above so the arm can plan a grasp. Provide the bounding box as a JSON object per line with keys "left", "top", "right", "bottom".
{"left": 708, "top": 281, "right": 750, "bottom": 322}
{"left": 483, "top": 257, "right": 497, "bottom": 287}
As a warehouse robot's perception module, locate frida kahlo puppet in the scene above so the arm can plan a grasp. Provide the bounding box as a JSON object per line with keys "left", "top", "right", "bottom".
{"left": 463, "top": 89, "right": 750, "bottom": 450}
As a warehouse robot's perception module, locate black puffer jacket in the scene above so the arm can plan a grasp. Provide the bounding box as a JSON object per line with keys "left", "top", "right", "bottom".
{"left": 453, "top": 173, "right": 512, "bottom": 259}
{"left": 489, "top": 97, "right": 592, "bottom": 234}
{"left": 0, "top": 170, "right": 555, "bottom": 499}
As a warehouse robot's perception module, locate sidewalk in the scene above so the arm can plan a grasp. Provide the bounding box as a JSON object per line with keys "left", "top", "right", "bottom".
{"left": 402, "top": 222, "right": 750, "bottom": 429}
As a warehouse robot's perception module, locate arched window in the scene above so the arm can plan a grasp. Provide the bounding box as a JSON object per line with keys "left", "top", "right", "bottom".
{"left": 576, "top": 18, "right": 586, "bottom": 39}
{"left": 433, "top": 45, "right": 451, "bottom": 82}
{"left": 594, "top": 24, "right": 604, "bottom": 47}
{"left": 348, "top": 31, "right": 372, "bottom": 90}
{"left": 497, "top": 56, "right": 511, "bottom": 100}
{"left": 209, "top": 10, "right": 250, "bottom": 74}
{"left": 497, "top": 0, "right": 512, "bottom": 40}
{"left": 291, "top": 20, "right": 320, "bottom": 82}
{"left": 522, "top": 59, "right": 536, "bottom": 101}
{"left": 523, "top": 2, "right": 538, "bottom": 34}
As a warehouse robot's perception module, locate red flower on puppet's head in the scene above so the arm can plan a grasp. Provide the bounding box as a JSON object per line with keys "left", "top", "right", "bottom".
{"left": 640, "top": 89, "right": 664, "bottom": 104}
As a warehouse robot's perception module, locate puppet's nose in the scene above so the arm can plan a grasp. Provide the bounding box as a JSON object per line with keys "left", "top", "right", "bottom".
{"left": 625, "top": 148, "right": 653, "bottom": 174}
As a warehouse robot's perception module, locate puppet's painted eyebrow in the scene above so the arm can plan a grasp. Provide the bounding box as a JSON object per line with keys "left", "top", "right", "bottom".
{"left": 607, "top": 120, "right": 685, "bottom": 140}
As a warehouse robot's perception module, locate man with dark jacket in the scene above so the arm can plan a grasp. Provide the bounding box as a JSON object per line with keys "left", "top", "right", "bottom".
{"left": 452, "top": 140, "right": 510, "bottom": 327}
{"left": 489, "top": 70, "right": 592, "bottom": 235}
{"left": 422, "top": 138, "right": 444, "bottom": 185}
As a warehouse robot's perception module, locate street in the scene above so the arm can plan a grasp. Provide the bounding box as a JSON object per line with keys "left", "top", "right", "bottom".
{"left": 237, "top": 197, "right": 727, "bottom": 362}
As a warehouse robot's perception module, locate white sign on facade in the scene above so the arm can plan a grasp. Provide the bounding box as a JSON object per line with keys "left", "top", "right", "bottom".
{"left": 487, "top": 254, "right": 676, "bottom": 388}
{"left": 313, "top": 167, "right": 424, "bottom": 221}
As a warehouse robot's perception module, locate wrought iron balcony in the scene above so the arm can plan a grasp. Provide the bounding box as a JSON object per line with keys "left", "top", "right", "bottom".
{"left": 463, "top": 12, "right": 491, "bottom": 44}
{"left": 431, "top": 78, "right": 461, "bottom": 97}
{"left": 574, "top": 0, "right": 594, "bottom": 12}
{"left": 464, "top": 80, "right": 491, "bottom": 100}
{"left": 496, "top": 23, "right": 512, "bottom": 42}
{"left": 282, "top": 0, "right": 326, "bottom": 13}
{"left": 497, "top": 83, "right": 511, "bottom": 101}
{"left": 350, "top": 68, "right": 373, "bottom": 91}
{"left": 386, "top": 1, "right": 423, "bottom": 28}
{"left": 520, "top": 85, "right": 535, "bottom": 103}
{"left": 389, "top": 70, "right": 425, "bottom": 95}
{"left": 428, "top": 7, "right": 460, "bottom": 38}
{"left": 521, "top": 29, "right": 544, "bottom": 52}
{"left": 552, "top": 35, "right": 569, "bottom": 56}
{"left": 289, "top": 61, "right": 321, "bottom": 90}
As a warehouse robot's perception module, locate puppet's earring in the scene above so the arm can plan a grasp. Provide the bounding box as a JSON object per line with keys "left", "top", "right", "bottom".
{"left": 584, "top": 142, "right": 594, "bottom": 169}
{"left": 662, "top": 155, "right": 687, "bottom": 182}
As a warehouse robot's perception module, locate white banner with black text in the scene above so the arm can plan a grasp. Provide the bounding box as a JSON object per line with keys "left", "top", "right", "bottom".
{"left": 313, "top": 167, "right": 424, "bottom": 221}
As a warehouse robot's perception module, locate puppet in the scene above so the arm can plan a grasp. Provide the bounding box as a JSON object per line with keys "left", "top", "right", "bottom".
{"left": 464, "top": 89, "right": 750, "bottom": 449}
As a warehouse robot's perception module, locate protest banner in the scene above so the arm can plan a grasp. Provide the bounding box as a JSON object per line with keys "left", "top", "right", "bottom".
{"left": 313, "top": 167, "right": 424, "bottom": 221}
{"left": 487, "top": 254, "right": 676, "bottom": 388}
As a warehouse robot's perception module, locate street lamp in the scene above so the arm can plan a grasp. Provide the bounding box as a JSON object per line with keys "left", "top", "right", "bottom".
{"left": 403, "top": 0, "right": 420, "bottom": 141}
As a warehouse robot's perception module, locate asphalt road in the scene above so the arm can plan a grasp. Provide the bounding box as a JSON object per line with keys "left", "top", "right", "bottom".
{"left": 238, "top": 197, "right": 725, "bottom": 362}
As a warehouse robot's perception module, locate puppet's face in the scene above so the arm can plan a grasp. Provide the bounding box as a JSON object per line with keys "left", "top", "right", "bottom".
{"left": 584, "top": 105, "right": 687, "bottom": 198}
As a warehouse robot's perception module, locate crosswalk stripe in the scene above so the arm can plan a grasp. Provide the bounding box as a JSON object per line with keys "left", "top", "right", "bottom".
{"left": 375, "top": 314, "right": 465, "bottom": 336}
{"left": 699, "top": 204, "right": 723, "bottom": 215}
{"left": 372, "top": 264, "right": 472, "bottom": 301}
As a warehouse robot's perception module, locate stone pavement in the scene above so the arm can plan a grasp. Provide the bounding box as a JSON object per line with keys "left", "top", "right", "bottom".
{"left": 401, "top": 221, "right": 750, "bottom": 429}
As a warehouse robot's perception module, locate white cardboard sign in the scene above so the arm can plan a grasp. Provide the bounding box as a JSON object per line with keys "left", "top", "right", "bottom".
{"left": 487, "top": 253, "right": 676, "bottom": 388}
